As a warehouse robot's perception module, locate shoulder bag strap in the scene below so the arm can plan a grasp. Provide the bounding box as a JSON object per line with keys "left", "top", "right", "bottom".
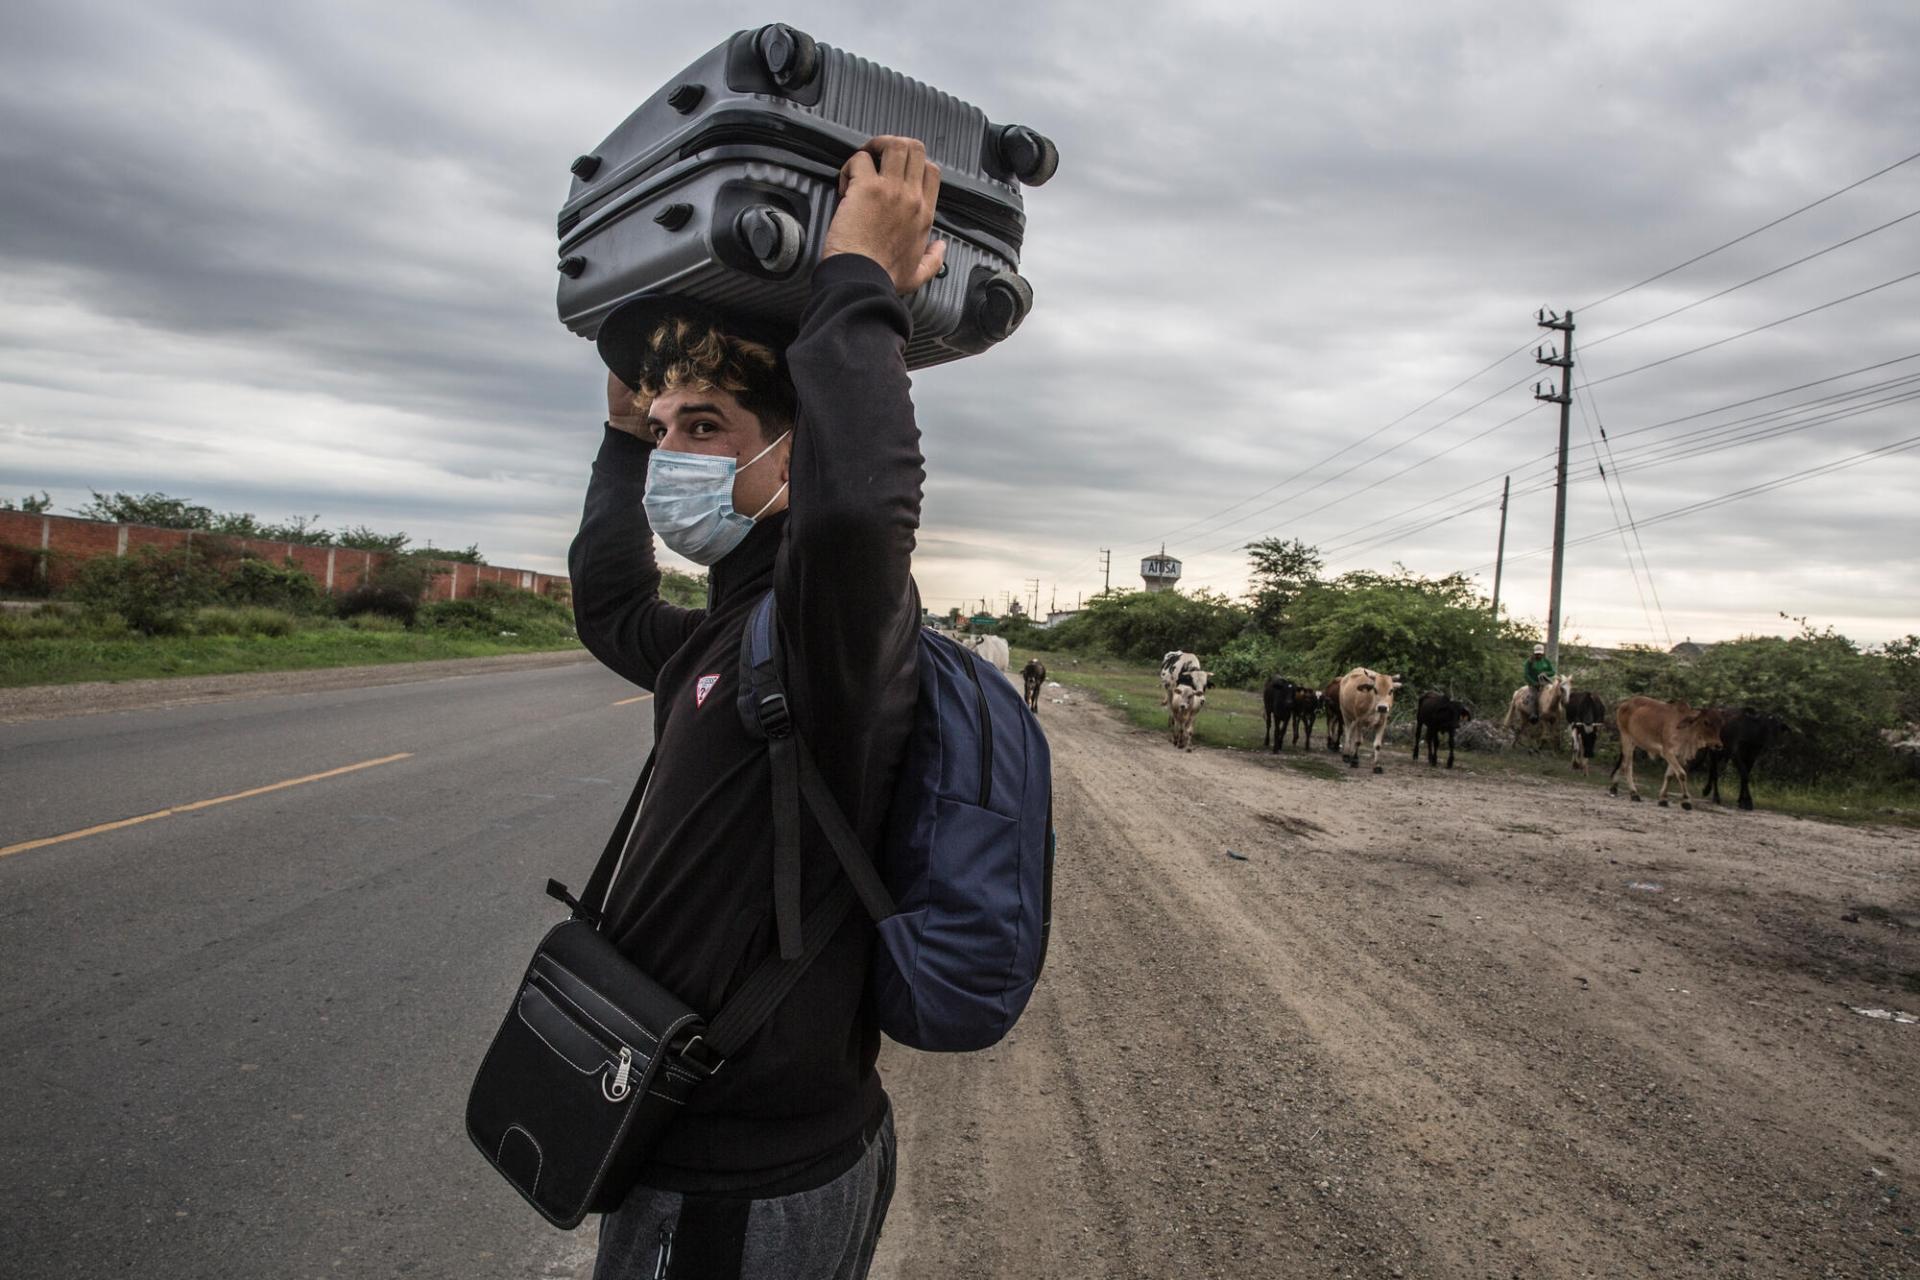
{"left": 545, "top": 745, "right": 657, "bottom": 926}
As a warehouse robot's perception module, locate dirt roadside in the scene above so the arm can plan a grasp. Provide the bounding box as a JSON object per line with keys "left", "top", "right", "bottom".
{"left": 873, "top": 688, "right": 1920, "bottom": 1278}
{"left": 0, "top": 648, "right": 594, "bottom": 724}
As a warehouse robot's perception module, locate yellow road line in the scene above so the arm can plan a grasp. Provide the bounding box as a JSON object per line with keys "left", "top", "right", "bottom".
{"left": 612, "top": 694, "right": 654, "bottom": 706}
{"left": 0, "top": 752, "right": 415, "bottom": 861}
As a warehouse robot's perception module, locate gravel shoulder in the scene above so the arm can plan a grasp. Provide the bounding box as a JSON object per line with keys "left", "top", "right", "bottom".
{"left": 0, "top": 648, "right": 595, "bottom": 724}
{"left": 874, "top": 687, "right": 1920, "bottom": 1278}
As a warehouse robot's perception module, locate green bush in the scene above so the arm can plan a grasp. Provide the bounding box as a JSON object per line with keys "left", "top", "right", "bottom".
{"left": 193, "top": 606, "right": 298, "bottom": 638}
{"left": 224, "top": 556, "right": 324, "bottom": 613}
{"left": 418, "top": 598, "right": 498, "bottom": 633}
{"left": 69, "top": 547, "right": 224, "bottom": 635}
{"left": 346, "top": 612, "right": 406, "bottom": 633}
{"left": 1051, "top": 588, "right": 1251, "bottom": 663}
{"left": 1684, "top": 626, "right": 1900, "bottom": 784}
{"left": 1285, "top": 569, "right": 1536, "bottom": 707}
{"left": 0, "top": 606, "right": 128, "bottom": 640}
{"left": 336, "top": 584, "right": 418, "bottom": 626}
{"left": 1207, "top": 632, "right": 1294, "bottom": 690}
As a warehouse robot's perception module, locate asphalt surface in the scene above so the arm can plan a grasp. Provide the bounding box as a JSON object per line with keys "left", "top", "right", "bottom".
{"left": 0, "top": 659, "right": 654, "bottom": 1279}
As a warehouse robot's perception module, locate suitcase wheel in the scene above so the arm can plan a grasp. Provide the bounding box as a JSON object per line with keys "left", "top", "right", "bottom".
{"left": 570, "top": 154, "right": 603, "bottom": 182}
{"left": 558, "top": 255, "right": 586, "bottom": 279}
{"left": 753, "top": 24, "right": 821, "bottom": 92}
{"left": 992, "top": 126, "right": 1059, "bottom": 187}
{"left": 733, "top": 205, "right": 806, "bottom": 275}
{"left": 667, "top": 83, "right": 705, "bottom": 114}
{"left": 964, "top": 269, "right": 1034, "bottom": 344}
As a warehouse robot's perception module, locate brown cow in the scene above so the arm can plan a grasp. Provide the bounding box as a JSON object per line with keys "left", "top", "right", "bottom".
{"left": 1337, "top": 667, "right": 1403, "bottom": 774}
{"left": 1607, "top": 696, "right": 1726, "bottom": 809}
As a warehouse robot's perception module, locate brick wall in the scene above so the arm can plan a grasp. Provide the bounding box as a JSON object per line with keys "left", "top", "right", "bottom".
{"left": 0, "top": 510, "right": 569, "bottom": 602}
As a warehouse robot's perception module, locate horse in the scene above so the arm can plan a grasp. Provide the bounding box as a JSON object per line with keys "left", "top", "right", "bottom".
{"left": 1504, "top": 674, "right": 1571, "bottom": 746}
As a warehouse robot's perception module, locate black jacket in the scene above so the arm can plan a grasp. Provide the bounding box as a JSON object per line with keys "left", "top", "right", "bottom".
{"left": 567, "top": 254, "right": 923, "bottom": 1195}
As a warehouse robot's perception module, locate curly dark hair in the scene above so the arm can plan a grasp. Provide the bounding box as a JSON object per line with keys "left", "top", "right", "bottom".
{"left": 618, "top": 316, "right": 797, "bottom": 440}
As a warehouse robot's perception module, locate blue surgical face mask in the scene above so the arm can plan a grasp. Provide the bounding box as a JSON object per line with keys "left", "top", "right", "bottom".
{"left": 642, "top": 432, "right": 790, "bottom": 566}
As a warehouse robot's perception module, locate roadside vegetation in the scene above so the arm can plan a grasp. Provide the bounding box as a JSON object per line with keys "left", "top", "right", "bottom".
{"left": 0, "top": 542, "right": 583, "bottom": 688}
{"left": 994, "top": 537, "right": 1920, "bottom": 827}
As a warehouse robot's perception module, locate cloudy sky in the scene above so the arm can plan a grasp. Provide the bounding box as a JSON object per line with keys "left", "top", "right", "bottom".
{"left": 3, "top": 0, "right": 1917, "bottom": 647}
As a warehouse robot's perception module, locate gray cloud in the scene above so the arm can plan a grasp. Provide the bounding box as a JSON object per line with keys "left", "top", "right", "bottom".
{"left": 2, "top": 0, "right": 1918, "bottom": 641}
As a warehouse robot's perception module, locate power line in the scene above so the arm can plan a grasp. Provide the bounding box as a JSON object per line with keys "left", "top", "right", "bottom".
{"left": 1575, "top": 147, "right": 1920, "bottom": 315}
{"left": 1310, "top": 355, "right": 1920, "bottom": 560}
{"left": 1324, "top": 386, "right": 1920, "bottom": 564}
{"left": 1581, "top": 205, "right": 1920, "bottom": 354}
{"left": 1578, "top": 378, "right": 1671, "bottom": 648}
{"left": 1470, "top": 432, "right": 1920, "bottom": 573}
{"left": 1188, "top": 371, "right": 1544, "bottom": 557}
{"left": 1207, "top": 264, "right": 1920, "bottom": 564}
{"left": 1579, "top": 267, "right": 1920, "bottom": 390}
{"left": 1145, "top": 335, "right": 1539, "bottom": 549}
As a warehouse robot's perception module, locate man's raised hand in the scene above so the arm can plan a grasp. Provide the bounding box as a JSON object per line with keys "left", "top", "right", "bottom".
{"left": 822, "top": 135, "right": 946, "bottom": 296}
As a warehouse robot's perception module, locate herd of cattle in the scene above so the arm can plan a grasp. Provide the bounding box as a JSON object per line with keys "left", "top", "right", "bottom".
{"left": 1156, "top": 649, "right": 1789, "bottom": 812}
{"left": 955, "top": 633, "right": 1789, "bottom": 811}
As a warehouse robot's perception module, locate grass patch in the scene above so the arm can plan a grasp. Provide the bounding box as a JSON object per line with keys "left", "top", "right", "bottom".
{"left": 1017, "top": 644, "right": 1920, "bottom": 827}
{"left": 0, "top": 617, "right": 579, "bottom": 687}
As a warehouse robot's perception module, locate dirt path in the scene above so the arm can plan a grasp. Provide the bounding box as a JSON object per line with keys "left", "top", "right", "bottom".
{"left": 873, "top": 689, "right": 1920, "bottom": 1278}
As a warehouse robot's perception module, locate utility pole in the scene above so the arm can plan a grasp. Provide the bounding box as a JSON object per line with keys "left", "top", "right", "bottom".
{"left": 1026, "top": 578, "right": 1041, "bottom": 618}
{"left": 1534, "top": 309, "right": 1575, "bottom": 663}
{"left": 1098, "top": 548, "right": 1111, "bottom": 595}
{"left": 1490, "top": 474, "right": 1511, "bottom": 623}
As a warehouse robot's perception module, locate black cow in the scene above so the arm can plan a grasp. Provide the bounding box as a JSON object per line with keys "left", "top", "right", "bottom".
{"left": 1262, "top": 675, "right": 1297, "bottom": 752}
{"left": 1289, "top": 685, "right": 1320, "bottom": 748}
{"left": 1021, "top": 658, "right": 1047, "bottom": 713}
{"left": 1321, "top": 679, "right": 1345, "bottom": 753}
{"left": 1413, "top": 692, "right": 1473, "bottom": 768}
{"left": 1565, "top": 689, "right": 1609, "bottom": 773}
{"left": 1693, "top": 707, "right": 1789, "bottom": 810}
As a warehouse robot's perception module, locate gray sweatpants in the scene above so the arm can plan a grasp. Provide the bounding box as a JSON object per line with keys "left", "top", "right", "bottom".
{"left": 592, "top": 1108, "right": 897, "bottom": 1280}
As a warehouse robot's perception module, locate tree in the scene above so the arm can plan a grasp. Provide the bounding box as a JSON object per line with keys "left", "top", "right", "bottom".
{"left": 1245, "top": 537, "right": 1323, "bottom": 631}
{"left": 333, "top": 525, "right": 412, "bottom": 554}
{"left": 2, "top": 491, "right": 52, "bottom": 513}
{"left": 72, "top": 491, "right": 213, "bottom": 529}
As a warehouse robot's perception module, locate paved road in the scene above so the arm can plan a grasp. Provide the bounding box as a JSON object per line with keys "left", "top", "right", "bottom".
{"left": 0, "top": 660, "right": 655, "bottom": 1279}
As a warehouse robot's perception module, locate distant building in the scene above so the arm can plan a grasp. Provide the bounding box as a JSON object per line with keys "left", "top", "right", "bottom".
{"left": 1043, "top": 609, "right": 1081, "bottom": 629}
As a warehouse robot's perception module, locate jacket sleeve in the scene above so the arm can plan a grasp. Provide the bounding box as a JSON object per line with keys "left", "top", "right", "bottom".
{"left": 568, "top": 425, "right": 706, "bottom": 689}
{"left": 774, "top": 254, "right": 925, "bottom": 798}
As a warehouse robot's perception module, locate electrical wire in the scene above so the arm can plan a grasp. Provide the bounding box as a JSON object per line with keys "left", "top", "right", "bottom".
{"left": 1468, "top": 432, "right": 1920, "bottom": 573}
{"left": 1142, "top": 335, "right": 1539, "bottom": 550}
{"left": 1575, "top": 147, "right": 1920, "bottom": 315}
{"left": 1581, "top": 206, "right": 1920, "bottom": 354}
{"left": 1308, "top": 357, "right": 1920, "bottom": 561}
{"left": 1579, "top": 267, "right": 1920, "bottom": 390}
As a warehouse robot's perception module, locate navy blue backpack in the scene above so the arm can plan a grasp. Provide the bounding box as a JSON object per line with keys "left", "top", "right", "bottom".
{"left": 738, "top": 591, "right": 1053, "bottom": 1052}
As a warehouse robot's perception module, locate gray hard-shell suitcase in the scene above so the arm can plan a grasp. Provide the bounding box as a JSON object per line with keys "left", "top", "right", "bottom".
{"left": 554, "top": 24, "right": 1057, "bottom": 370}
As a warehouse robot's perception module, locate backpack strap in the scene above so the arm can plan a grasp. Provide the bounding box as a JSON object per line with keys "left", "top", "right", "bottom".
{"left": 739, "top": 591, "right": 897, "bottom": 962}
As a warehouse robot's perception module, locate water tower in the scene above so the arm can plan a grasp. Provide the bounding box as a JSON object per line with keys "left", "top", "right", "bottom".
{"left": 1140, "top": 546, "right": 1183, "bottom": 593}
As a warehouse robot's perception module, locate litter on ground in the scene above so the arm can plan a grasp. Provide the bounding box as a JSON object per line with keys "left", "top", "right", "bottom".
{"left": 1849, "top": 1006, "right": 1919, "bottom": 1024}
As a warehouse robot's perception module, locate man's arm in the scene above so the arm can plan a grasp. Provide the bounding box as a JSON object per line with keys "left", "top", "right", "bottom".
{"left": 775, "top": 138, "right": 943, "bottom": 787}
{"left": 568, "top": 403, "right": 705, "bottom": 689}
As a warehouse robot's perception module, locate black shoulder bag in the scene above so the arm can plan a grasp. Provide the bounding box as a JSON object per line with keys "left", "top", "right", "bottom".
{"left": 463, "top": 743, "right": 866, "bottom": 1229}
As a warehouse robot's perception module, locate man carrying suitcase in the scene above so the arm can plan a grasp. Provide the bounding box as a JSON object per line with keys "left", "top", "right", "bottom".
{"left": 567, "top": 136, "right": 942, "bottom": 1279}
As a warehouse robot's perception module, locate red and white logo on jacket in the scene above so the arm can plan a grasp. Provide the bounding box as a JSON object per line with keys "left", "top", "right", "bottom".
{"left": 695, "top": 674, "right": 720, "bottom": 707}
